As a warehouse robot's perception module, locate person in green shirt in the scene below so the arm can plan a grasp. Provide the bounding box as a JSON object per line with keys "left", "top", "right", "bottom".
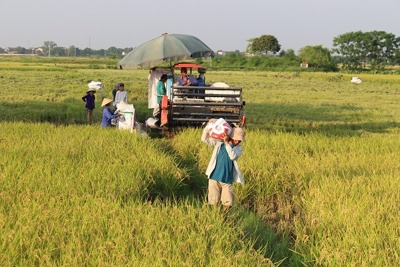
{"left": 153, "top": 74, "right": 168, "bottom": 126}
{"left": 156, "top": 74, "right": 167, "bottom": 105}
{"left": 201, "top": 119, "right": 245, "bottom": 211}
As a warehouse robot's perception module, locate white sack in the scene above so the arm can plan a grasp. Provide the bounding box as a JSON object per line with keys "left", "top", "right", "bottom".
{"left": 207, "top": 118, "right": 232, "bottom": 140}
{"left": 88, "top": 81, "right": 103, "bottom": 90}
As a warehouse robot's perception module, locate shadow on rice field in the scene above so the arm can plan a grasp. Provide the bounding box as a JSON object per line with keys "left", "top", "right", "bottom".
{"left": 157, "top": 141, "right": 208, "bottom": 200}
{"left": 0, "top": 99, "right": 152, "bottom": 126}
{"left": 2, "top": 99, "right": 398, "bottom": 136}
{"left": 245, "top": 102, "right": 399, "bottom": 135}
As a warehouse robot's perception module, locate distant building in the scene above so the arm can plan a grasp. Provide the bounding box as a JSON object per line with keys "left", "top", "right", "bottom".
{"left": 300, "top": 61, "right": 308, "bottom": 68}
{"left": 216, "top": 50, "right": 226, "bottom": 56}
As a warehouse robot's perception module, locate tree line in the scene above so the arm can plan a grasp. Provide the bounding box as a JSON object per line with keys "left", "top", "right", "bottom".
{"left": 245, "top": 31, "right": 400, "bottom": 71}
{"left": 332, "top": 31, "right": 400, "bottom": 71}
{"left": 0, "top": 41, "right": 133, "bottom": 58}
{"left": 2, "top": 30, "right": 400, "bottom": 72}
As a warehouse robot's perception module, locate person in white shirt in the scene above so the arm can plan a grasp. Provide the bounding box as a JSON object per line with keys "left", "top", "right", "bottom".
{"left": 114, "top": 83, "right": 128, "bottom": 107}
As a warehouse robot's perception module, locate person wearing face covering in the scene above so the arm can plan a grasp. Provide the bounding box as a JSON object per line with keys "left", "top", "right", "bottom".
{"left": 201, "top": 119, "right": 245, "bottom": 210}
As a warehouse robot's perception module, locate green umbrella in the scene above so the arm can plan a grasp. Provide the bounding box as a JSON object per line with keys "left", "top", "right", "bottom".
{"left": 117, "top": 33, "right": 215, "bottom": 69}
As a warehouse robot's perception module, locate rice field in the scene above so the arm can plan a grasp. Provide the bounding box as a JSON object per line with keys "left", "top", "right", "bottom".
{"left": 0, "top": 57, "right": 399, "bottom": 266}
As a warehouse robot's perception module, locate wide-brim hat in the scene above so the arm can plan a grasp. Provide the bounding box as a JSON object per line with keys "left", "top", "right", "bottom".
{"left": 101, "top": 98, "right": 113, "bottom": 107}
{"left": 87, "top": 88, "right": 96, "bottom": 93}
{"left": 231, "top": 127, "right": 245, "bottom": 141}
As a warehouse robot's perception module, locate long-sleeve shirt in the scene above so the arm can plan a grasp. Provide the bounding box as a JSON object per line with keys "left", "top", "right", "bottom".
{"left": 210, "top": 144, "right": 234, "bottom": 184}
{"left": 177, "top": 75, "right": 199, "bottom": 86}
{"left": 156, "top": 80, "right": 166, "bottom": 105}
{"left": 82, "top": 94, "right": 95, "bottom": 110}
{"left": 101, "top": 107, "right": 119, "bottom": 128}
{"left": 114, "top": 90, "right": 128, "bottom": 106}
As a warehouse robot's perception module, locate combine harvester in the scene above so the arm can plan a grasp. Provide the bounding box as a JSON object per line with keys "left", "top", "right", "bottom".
{"left": 146, "top": 62, "right": 246, "bottom": 132}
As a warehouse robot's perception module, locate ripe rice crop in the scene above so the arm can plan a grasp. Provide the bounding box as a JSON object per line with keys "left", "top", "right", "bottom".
{"left": 1, "top": 57, "right": 399, "bottom": 266}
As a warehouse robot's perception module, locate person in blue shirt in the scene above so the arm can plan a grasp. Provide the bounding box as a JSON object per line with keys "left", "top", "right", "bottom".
{"left": 82, "top": 88, "right": 96, "bottom": 124}
{"left": 101, "top": 98, "right": 120, "bottom": 128}
{"left": 201, "top": 119, "right": 245, "bottom": 211}
{"left": 196, "top": 68, "right": 206, "bottom": 86}
{"left": 177, "top": 67, "right": 198, "bottom": 86}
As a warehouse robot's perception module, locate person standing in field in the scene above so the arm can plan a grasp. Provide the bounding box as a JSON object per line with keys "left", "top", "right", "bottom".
{"left": 111, "top": 83, "right": 119, "bottom": 103}
{"left": 201, "top": 120, "right": 245, "bottom": 211}
{"left": 114, "top": 83, "right": 128, "bottom": 108}
{"left": 153, "top": 74, "right": 168, "bottom": 124}
{"left": 82, "top": 88, "right": 96, "bottom": 124}
{"left": 101, "top": 98, "right": 120, "bottom": 128}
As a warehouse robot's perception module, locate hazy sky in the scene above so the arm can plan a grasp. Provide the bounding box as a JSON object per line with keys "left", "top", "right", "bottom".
{"left": 1, "top": 0, "right": 399, "bottom": 53}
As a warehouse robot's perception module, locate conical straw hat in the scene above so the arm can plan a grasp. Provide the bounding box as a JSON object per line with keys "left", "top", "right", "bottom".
{"left": 101, "top": 98, "right": 113, "bottom": 107}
